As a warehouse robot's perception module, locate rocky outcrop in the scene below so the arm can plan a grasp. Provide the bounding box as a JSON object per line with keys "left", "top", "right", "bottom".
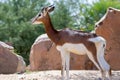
{"left": 29, "top": 34, "right": 94, "bottom": 71}
{"left": 0, "top": 41, "right": 26, "bottom": 74}
{"left": 95, "top": 7, "right": 120, "bottom": 70}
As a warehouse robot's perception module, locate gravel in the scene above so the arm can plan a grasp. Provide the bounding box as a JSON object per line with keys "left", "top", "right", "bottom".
{"left": 0, "top": 70, "right": 120, "bottom": 80}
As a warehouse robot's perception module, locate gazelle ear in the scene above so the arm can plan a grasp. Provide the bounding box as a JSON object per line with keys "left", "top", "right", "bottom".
{"left": 47, "top": 5, "right": 55, "bottom": 12}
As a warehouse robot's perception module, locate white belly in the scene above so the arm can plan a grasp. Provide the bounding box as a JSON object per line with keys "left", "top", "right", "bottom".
{"left": 56, "top": 43, "right": 88, "bottom": 55}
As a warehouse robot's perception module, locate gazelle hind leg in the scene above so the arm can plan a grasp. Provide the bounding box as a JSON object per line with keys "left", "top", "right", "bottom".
{"left": 86, "top": 51, "right": 103, "bottom": 79}
{"left": 100, "top": 70, "right": 111, "bottom": 80}
{"left": 101, "top": 70, "right": 107, "bottom": 80}
{"left": 97, "top": 50, "right": 111, "bottom": 79}
{"left": 86, "top": 51, "right": 101, "bottom": 70}
{"left": 106, "top": 68, "right": 112, "bottom": 80}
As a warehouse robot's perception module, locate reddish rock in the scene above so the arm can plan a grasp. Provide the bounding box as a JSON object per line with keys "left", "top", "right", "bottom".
{"left": 29, "top": 34, "right": 94, "bottom": 71}
{"left": 29, "top": 34, "right": 61, "bottom": 71}
{"left": 0, "top": 41, "right": 26, "bottom": 74}
{"left": 16, "top": 55, "right": 26, "bottom": 73}
{"left": 95, "top": 7, "right": 120, "bottom": 70}
{"left": 0, "top": 44, "right": 18, "bottom": 74}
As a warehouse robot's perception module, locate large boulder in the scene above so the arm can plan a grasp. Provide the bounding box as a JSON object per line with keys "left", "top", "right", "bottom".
{"left": 29, "top": 34, "right": 61, "bottom": 71}
{"left": 0, "top": 41, "right": 26, "bottom": 74}
{"left": 29, "top": 34, "right": 95, "bottom": 71}
{"left": 95, "top": 7, "right": 120, "bottom": 70}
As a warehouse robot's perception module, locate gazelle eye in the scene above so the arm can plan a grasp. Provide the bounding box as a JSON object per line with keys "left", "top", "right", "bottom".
{"left": 38, "top": 14, "right": 41, "bottom": 16}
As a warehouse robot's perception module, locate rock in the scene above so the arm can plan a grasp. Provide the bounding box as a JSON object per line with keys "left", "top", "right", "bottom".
{"left": 29, "top": 34, "right": 61, "bottom": 71}
{"left": 0, "top": 41, "right": 14, "bottom": 50}
{"left": 95, "top": 7, "right": 120, "bottom": 70}
{"left": 0, "top": 44, "right": 18, "bottom": 74}
{"left": 16, "top": 55, "right": 26, "bottom": 73}
{"left": 0, "top": 41, "right": 26, "bottom": 74}
{"left": 29, "top": 34, "right": 94, "bottom": 71}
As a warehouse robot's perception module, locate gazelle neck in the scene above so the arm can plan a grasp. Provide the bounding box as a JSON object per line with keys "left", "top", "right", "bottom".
{"left": 42, "top": 13, "right": 59, "bottom": 43}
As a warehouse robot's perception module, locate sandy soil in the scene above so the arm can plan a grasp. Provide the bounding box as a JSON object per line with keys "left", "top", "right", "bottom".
{"left": 0, "top": 70, "right": 120, "bottom": 80}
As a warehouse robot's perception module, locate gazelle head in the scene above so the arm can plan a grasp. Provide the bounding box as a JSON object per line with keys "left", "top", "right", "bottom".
{"left": 31, "top": 5, "right": 55, "bottom": 24}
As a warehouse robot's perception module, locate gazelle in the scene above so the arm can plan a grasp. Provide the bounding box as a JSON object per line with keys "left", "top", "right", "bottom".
{"left": 31, "top": 5, "right": 111, "bottom": 80}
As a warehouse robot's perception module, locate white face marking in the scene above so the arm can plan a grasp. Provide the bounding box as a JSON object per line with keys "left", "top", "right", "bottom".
{"left": 32, "top": 21, "right": 42, "bottom": 24}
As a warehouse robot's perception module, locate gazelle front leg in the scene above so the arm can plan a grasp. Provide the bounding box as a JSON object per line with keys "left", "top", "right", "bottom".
{"left": 65, "top": 52, "right": 70, "bottom": 80}
{"left": 60, "top": 49, "right": 70, "bottom": 80}
{"left": 61, "top": 53, "right": 65, "bottom": 80}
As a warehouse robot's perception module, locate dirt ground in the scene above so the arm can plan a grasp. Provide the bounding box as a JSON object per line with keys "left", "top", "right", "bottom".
{"left": 0, "top": 70, "right": 120, "bottom": 80}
